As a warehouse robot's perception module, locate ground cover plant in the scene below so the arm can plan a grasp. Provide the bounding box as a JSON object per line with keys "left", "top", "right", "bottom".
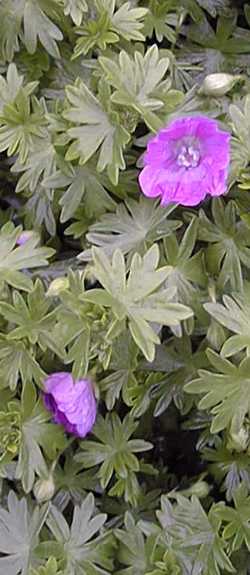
{"left": 1, "top": 0, "right": 250, "bottom": 573}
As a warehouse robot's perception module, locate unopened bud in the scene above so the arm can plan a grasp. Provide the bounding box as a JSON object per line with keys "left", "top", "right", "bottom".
{"left": 200, "top": 73, "right": 242, "bottom": 97}
{"left": 33, "top": 475, "right": 55, "bottom": 503}
{"left": 188, "top": 480, "right": 210, "bottom": 499}
{"left": 228, "top": 427, "right": 249, "bottom": 452}
{"left": 16, "top": 230, "right": 40, "bottom": 246}
{"left": 46, "top": 277, "right": 69, "bottom": 296}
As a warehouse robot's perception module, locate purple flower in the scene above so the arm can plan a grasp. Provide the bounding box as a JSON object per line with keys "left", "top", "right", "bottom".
{"left": 139, "top": 115, "right": 230, "bottom": 207}
{"left": 43, "top": 372, "right": 97, "bottom": 438}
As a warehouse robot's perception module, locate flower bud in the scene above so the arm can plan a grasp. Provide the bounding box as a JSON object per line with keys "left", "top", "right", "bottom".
{"left": 16, "top": 230, "right": 40, "bottom": 246}
{"left": 46, "top": 277, "right": 69, "bottom": 296}
{"left": 227, "top": 426, "right": 249, "bottom": 452}
{"left": 33, "top": 475, "right": 55, "bottom": 503}
{"left": 200, "top": 73, "right": 242, "bottom": 97}
{"left": 188, "top": 480, "right": 210, "bottom": 499}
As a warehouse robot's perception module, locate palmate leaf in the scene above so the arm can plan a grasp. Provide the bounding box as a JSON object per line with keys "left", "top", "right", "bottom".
{"left": 163, "top": 217, "right": 206, "bottom": 304}
{"left": 22, "top": 0, "right": 63, "bottom": 58}
{"left": 198, "top": 199, "right": 250, "bottom": 292}
{"left": 64, "top": 80, "right": 130, "bottom": 184}
{"left": 62, "top": 0, "right": 88, "bottom": 26}
{"left": 0, "top": 91, "right": 47, "bottom": 163}
{"left": 157, "top": 494, "right": 234, "bottom": 575}
{"left": 204, "top": 441, "right": 250, "bottom": 501}
{"left": 0, "top": 338, "right": 45, "bottom": 391}
{"left": 204, "top": 284, "right": 250, "bottom": 358}
{"left": 186, "top": 13, "right": 250, "bottom": 65}
{"left": 149, "top": 336, "right": 207, "bottom": 417}
{"left": 115, "top": 512, "right": 167, "bottom": 575}
{"left": 229, "top": 95, "right": 250, "bottom": 182}
{"left": 216, "top": 483, "right": 250, "bottom": 552}
{"left": 0, "top": 490, "right": 48, "bottom": 575}
{"left": 99, "top": 331, "right": 138, "bottom": 410}
{"left": 185, "top": 349, "right": 250, "bottom": 433}
{"left": 43, "top": 162, "right": 115, "bottom": 223}
{"left": 79, "top": 197, "right": 181, "bottom": 261}
{"left": 73, "top": 0, "right": 147, "bottom": 57}
{"left": 0, "top": 0, "right": 22, "bottom": 62}
{"left": 0, "top": 63, "right": 38, "bottom": 113}
{"left": 81, "top": 244, "right": 192, "bottom": 361}
{"left": 29, "top": 557, "right": 63, "bottom": 575}
{"left": 13, "top": 142, "right": 58, "bottom": 194}
{"left": 143, "top": 0, "right": 177, "bottom": 43}
{"left": 75, "top": 413, "right": 152, "bottom": 503}
{"left": 99, "top": 45, "right": 170, "bottom": 131}
{"left": 0, "top": 280, "right": 65, "bottom": 358}
{"left": 16, "top": 382, "right": 66, "bottom": 493}
{"left": 0, "top": 222, "right": 54, "bottom": 291}
{"left": 39, "top": 493, "right": 114, "bottom": 575}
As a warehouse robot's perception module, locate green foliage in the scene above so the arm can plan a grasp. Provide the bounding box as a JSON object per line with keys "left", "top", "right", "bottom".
{"left": 16, "top": 382, "right": 66, "bottom": 492}
{"left": 186, "top": 350, "right": 250, "bottom": 433}
{"left": 157, "top": 494, "right": 234, "bottom": 575}
{"left": 30, "top": 557, "right": 63, "bottom": 575}
{"left": 198, "top": 199, "right": 250, "bottom": 292}
{"left": 0, "top": 490, "right": 48, "bottom": 575}
{"left": 82, "top": 244, "right": 192, "bottom": 361}
{"left": 1, "top": 0, "right": 250, "bottom": 572}
{"left": 64, "top": 80, "right": 130, "bottom": 184}
{"left": 75, "top": 413, "right": 152, "bottom": 504}
{"left": 0, "top": 222, "right": 54, "bottom": 291}
{"left": 73, "top": 0, "right": 148, "bottom": 56}
{"left": 39, "top": 493, "right": 114, "bottom": 575}
{"left": 99, "top": 45, "right": 173, "bottom": 131}
{"left": 80, "top": 197, "right": 181, "bottom": 260}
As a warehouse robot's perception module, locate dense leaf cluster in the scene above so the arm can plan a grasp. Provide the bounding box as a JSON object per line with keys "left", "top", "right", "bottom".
{"left": 0, "top": 0, "right": 250, "bottom": 574}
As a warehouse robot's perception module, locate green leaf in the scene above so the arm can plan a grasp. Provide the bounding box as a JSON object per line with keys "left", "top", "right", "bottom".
{"left": 196, "top": 0, "right": 230, "bottom": 17}
{"left": 82, "top": 244, "right": 192, "bottom": 361}
{"left": 0, "top": 337, "right": 45, "bottom": 391}
{"left": 110, "top": 2, "right": 148, "bottom": 41}
{"left": 63, "top": 0, "right": 88, "bottom": 25}
{"left": 99, "top": 45, "right": 169, "bottom": 131}
{"left": 216, "top": 483, "right": 250, "bottom": 551}
{"left": 73, "top": 0, "right": 147, "bottom": 57}
{"left": 0, "top": 491, "right": 48, "bottom": 575}
{"left": 16, "top": 382, "right": 66, "bottom": 492}
{"left": 0, "top": 1, "right": 22, "bottom": 62}
{"left": 23, "top": 0, "right": 63, "bottom": 58}
{"left": 64, "top": 80, "right": 130, "bottom": 184}
{"left": 75, "top": 413, "right": 152, "bottom": 502}
{"left": 116, "top": 512, "right": 166, "bottom": 575}
{"left": 40, "top": 494, "right": 114, "bottom": 574}
{"left": 204, "top": 442, "right": 250, "bottom": 501}
{"left": 163, "top": 218, "right": 206, "bottom": 305}
{"left": 0, "top": 280, "right": 65, "bottom": 358}
{"left": 157, "top": 494, "right": 235, "bottom": 575}
{"left": 43, "top": 163, "right": 115, "bottom": 223}
{"left": 186, "top": 350, "right": 250, "bottom": 433}
{"left": 0, "top": 63, "right": 38, "bottom": 112}
{"left": 204, "top": 286, "right": 250, "bottom": 357}
{"left": 99, "top": 331, "right": 138, "bottom": 410}
{"left": 198, "top": 199, "right": 250, "bottom": 292}
{"left": 79, "top": 197, "right": 180, "bottom": 261}
{"left": 0, "top": 222, "right": 54, "bottom": 291}
{"left": 143, "top": 0, "right": 177, "bottom": 43}
{"left": 29, "top": 557, "right": 63, "bottom": 575}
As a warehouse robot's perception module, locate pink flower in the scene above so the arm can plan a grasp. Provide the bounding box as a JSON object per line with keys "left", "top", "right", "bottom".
{"left": 43, "top": 372, "right": 97, "bottom": 438}
{"left": 139, "top": 115, "right": 230, "bottom": 206}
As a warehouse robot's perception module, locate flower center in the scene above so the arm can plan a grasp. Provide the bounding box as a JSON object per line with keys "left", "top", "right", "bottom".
{"left": 176, "top": 144, "right": 200, "bottom": 168}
